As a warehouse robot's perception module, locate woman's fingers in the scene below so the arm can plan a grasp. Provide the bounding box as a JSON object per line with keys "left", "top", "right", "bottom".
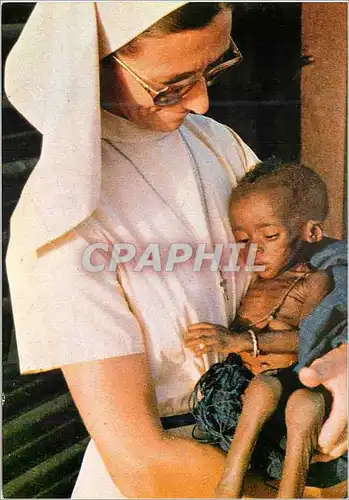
{"left": 324, "top": 429, "right": 347, "bottom": 458}
{"left": 299, "top": 345, "right": 347, "bottom": 456}
{"left": 298, "top": 366, "right": 322, "bottom": 387}
{"left": 318, "top": 397, "right": 347, "bottom": 455}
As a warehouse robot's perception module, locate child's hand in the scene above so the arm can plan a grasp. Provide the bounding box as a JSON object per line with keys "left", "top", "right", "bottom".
{"left": 184, "top": 322, "right": 250, "bottom": 356}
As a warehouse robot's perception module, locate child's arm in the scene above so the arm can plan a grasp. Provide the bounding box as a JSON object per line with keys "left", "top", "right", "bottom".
{"left": 250, "top": 270, "right": 333, "bottom": 354}
{"left": 185, "top": 271, "right": 332, "bottom": 357}
{"left": 184, "top": 322, "right": 299, "bottom": 356}
{"left": 184, "top": 322, "right": 252, "bottom": 357}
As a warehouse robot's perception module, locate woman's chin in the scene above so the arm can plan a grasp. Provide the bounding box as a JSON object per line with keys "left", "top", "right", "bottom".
{"left": 161, "top": 113, "right": 188, "bottom": 131}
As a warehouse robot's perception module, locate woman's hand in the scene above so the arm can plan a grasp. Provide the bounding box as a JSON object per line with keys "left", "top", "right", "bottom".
{"left": 299, "top": 344, "right": 347, "bottom": 458}
{"left": 184, "top": 322, "right": 251, "bottom": 356}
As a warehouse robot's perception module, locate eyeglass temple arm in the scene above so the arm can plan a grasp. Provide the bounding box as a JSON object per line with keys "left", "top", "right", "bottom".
{"left": 230, "top": 36, "right": 243, "bottom": 59}
{"left": 112, "top": 54, "right": 167, "bottom": 97}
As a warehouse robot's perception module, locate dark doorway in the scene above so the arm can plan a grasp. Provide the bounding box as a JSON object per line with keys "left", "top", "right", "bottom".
{"left": 207, "top": 3, "right": 301, "bottom": 162}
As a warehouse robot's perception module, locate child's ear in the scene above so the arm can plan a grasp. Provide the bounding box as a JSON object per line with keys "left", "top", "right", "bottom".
{"left": 302, "top": 220, "right": 324, "bottom": 243}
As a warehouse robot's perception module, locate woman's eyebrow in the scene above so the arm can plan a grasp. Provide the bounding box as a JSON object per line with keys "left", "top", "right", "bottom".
{"left": 163, "top": 70, "right": 198, "bottom": 85}
{"left": 161, "top": 50, "right": 227, "bottom": 86}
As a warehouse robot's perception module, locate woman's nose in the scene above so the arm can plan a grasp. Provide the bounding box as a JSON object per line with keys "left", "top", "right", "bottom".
{"left": 180, "top": 78, "right": 209, "bottom": 115}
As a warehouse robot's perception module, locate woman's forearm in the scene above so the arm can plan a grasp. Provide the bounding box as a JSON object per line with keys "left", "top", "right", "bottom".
{"left": 62, "top": 354, "right": 226, "bottom": 499}
{"left": 152, "top": 436, "right": 226, "bottom": 498}
{"left": 107, "top": 434, "right": 226, "bottom": 498}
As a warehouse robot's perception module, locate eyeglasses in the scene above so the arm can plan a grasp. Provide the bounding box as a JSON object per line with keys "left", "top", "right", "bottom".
{"left": 112, "top": 37, "right": 243, "bottom": 107}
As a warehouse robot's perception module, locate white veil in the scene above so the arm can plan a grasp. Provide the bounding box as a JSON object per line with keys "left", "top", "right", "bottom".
{"left": 5, "top": 2, "right": 186, "bottom": 251}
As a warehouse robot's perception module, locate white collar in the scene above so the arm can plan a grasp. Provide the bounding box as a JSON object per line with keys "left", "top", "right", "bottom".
{"left": 101, "top": 108, "right": 173, "bottom": 144}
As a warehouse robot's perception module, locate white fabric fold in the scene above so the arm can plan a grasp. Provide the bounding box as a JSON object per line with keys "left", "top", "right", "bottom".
{"left": 5, "top": 2, "right": 185, "bottom": 251}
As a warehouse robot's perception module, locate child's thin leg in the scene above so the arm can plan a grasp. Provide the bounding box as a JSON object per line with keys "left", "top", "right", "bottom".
{"left": 277, "top": 388, "right": 325, "bottom": 498}
{"left": 215, "top": 374, "right": 282, "bottom": 498}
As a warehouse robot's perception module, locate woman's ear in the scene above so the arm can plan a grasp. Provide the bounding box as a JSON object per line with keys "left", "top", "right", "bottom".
{"left": 302, "top": 220, "right": 324, "bottom": 243}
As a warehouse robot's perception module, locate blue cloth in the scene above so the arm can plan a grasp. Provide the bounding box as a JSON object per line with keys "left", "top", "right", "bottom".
{"left": 295, "top": 238, "right": 347, "bottom": 371}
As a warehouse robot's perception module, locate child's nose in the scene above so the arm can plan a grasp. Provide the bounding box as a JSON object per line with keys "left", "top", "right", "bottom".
{"left": 250, "top": 238, "right": 265, "bottom": 253}
{"left": 252, "top": 243, "right": 266, "bottom": 258}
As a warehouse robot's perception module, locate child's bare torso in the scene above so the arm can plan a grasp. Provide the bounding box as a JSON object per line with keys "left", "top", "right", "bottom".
{"left": 234, "top": 263, "right": 312, "bottom": 374}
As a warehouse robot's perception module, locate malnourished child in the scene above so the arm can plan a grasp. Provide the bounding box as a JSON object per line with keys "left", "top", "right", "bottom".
{"left": 185, "top": 160, "right": 346, "bottom": 498}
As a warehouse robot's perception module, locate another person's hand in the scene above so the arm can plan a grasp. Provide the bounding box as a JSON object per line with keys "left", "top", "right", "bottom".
{"left": 184, "top": 322, "right": 250, "bottom": 357}
{"left": 299, "top": 344, "right": 347, "bottom": 458}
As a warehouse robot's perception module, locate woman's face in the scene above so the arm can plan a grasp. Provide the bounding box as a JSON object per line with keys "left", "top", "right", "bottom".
{"left": 101, "top": 8, "right": 232, "bottom": 131}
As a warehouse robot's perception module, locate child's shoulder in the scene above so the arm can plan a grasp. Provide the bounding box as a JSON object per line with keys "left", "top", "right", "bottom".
{"left": 289, "top": 262, "right": 331, "bottom": 287}
{"left": 303, "top": 268, "right": 332, "bottom": 288}
{"left": 301, "top": 268, "right": 333, "bottom": 307}
{"left": 283, "top": 263, "right": 332, "bottom": 302}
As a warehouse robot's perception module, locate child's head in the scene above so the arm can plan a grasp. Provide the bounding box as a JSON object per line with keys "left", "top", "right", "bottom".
{"left": 229, "top": 159, "right": 329, "bottom": 278}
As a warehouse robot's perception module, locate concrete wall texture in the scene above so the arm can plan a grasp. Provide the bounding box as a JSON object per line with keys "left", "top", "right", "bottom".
{"left": 301, "top": 3, "right": 347, "bottom": 239}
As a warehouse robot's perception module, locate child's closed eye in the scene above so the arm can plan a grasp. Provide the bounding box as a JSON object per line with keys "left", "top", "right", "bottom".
{"left": 233, "top": 231, "right": 249, "bottom": 243}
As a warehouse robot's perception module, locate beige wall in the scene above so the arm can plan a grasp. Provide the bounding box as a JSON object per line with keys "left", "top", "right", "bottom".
{"left": 301, "top": 3, "right": 347, "bottom": 239}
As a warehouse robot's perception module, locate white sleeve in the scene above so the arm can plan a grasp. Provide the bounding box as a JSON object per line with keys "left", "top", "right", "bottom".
{"left": 6, "top": 222, "right": 145, "bottom": 374}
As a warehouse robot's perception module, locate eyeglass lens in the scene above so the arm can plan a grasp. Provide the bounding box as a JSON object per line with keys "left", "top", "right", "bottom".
{"left": 154, "top": 44, "right": 242, "bottom": 107}
{"left": 154, "top": 65, "right": 237, "bottom": 107}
